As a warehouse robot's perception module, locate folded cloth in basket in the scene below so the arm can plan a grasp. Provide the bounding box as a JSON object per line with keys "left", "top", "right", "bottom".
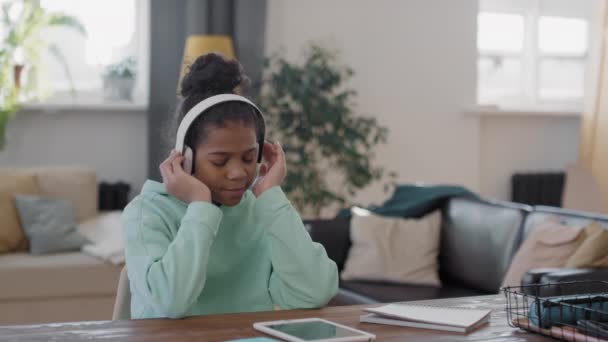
{"left": 529, "top": 294, "right": 608, "bottom": 328}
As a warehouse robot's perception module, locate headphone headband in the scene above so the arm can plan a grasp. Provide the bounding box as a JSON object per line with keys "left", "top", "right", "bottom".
{"left": 174, "top": 94, "right": 265, "bottom": 153}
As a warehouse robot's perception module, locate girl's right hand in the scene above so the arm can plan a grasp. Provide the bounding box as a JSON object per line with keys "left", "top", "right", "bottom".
{"left": 159, "top": 150, "right": 211, "bottom": 204}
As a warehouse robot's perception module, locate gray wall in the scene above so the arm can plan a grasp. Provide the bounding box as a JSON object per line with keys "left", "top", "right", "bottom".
{"left": 148, "top": 0, "right": 266, "bottom": 181}
{"left": 0, "top": 109, "right": 148, "bottom": 194}
{"left": 148, "top": 0, "right": 187, "bottom": 182}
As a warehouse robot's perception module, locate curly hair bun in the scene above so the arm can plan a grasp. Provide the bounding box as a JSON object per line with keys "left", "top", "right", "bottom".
{"left": 180, "top": 53, "right": 245, "bottom": 98}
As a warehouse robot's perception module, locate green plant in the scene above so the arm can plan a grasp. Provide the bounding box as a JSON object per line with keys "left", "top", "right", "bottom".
{"left": 103, "top": 56, "right": 136, "bottom": 79}
{"left": 0, "top": 0, "right": 86, "bottom": 149}
{"left": 0, "top": 51, "right": 18, "bottom": 150}
{"left": 258, "top": 43, "right": 396, "bottom": 217}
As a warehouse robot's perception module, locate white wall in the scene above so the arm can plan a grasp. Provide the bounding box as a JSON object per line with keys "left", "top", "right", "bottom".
{"left": 266, "top": 0, "right": 480, "bottom": 208}
{"left": 0, "top": 109, "right": 148, "bottom": 197}
{"left": 479, "top": 114, "right": 581, "bottom": 201}
{"left": 265, "top": 0, "right": 583, "bottom": 209}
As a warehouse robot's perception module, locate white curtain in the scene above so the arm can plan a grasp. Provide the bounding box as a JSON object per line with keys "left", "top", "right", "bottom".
{"left": 575, "top": 0, "right": 608, "bottom": 213}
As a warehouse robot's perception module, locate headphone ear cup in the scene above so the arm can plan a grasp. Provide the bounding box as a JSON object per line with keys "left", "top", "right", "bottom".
{"left": 183, "top": 146, "right": 194, "bottom": 174}
{"left": 249, "top": 164, "right": 260, "bottom": 191}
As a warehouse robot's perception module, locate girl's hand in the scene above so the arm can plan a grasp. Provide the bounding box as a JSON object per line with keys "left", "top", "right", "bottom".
{"left": 253, "top": 141, "right": 286, "bottom": 197}
{"left": 160, "top": 150, "right": 211, "bottom": 204}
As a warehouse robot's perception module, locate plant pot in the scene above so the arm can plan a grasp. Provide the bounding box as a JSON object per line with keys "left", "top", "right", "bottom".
{"left": 102, "top": 75, "right": 135, "bottom": 102}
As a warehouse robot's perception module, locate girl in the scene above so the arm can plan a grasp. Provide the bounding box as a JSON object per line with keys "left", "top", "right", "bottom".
{"left": 121, "top": 53, "right": 338, "bottom": 319}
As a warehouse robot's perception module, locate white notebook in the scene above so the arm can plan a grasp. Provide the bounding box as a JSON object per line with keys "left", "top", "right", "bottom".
{"left": 360, "top": 303, "right": 491, "bottom": 333}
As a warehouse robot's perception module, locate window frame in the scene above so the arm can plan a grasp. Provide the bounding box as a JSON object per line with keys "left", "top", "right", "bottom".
{"left": 477, "top": 0, "right": 590, "bottom": 112}
{"left": 23, "top": 0, "right": 150, "bottom": 111}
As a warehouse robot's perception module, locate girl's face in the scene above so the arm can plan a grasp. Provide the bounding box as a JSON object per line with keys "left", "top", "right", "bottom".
{"left": 193, "top": 121, "right": 258, "bottom": 206}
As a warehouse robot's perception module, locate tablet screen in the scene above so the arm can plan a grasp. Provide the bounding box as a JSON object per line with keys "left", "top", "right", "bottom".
{"left": 264, "top": 320, "right": 363, "bottom": 340}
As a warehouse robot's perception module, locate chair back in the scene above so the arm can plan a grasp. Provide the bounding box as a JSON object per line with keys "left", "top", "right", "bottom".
{"left": 112, "top": 266, "right": 131, "bottom": 320}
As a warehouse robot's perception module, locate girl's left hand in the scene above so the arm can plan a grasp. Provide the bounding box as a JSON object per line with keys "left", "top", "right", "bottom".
{"left": 253, "top": 141, "right": 286, "bottom": 197}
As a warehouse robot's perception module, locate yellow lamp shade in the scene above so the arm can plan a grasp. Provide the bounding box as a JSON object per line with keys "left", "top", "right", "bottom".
{"left": 177, "top": 35, "right": 235, "bottom": 92}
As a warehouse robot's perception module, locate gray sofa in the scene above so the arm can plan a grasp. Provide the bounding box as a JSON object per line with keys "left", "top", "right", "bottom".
{"left": 305, "top": 196, "right": 608, "bottom": 305}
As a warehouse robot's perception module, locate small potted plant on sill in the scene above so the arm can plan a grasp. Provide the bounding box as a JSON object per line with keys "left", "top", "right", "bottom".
{"left": 102, "top": 56, "right": 136, "bottom": 102}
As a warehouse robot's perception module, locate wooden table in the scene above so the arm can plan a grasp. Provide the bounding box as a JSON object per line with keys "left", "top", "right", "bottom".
{"left": 0, "top": 295, "right": 551, "bottom": 341}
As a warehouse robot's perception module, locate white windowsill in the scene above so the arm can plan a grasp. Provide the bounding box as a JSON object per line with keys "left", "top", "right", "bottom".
{"left": 19, "top": 91, "right": 149, "bottom": 113}
{"left": 465, "top": 105, "right": 582, "bottom": 118}
{"left": 21, "top": 101, "right": 148, "bottom": 113}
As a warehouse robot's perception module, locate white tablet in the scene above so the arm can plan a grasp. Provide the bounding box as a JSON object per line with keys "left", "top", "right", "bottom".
{"left": 253, "top": 317, "right": 375, "bottom": 342}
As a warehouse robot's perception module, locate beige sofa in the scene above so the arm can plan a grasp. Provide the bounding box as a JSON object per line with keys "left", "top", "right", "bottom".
{"left": 0, "top": 167, "right": 122, "bottom": 325}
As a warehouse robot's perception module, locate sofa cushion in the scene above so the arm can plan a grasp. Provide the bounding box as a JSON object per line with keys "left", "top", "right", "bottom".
{"left": 440, "top": 198, "right": 530, "bottom": 293}
{"left": 0, "top": 252, "right": 121, "bottom": 300}
{"left": 501, "top": 219, "right": 586, "bottom": 288}
{"left": 0, "top": 173, "right": 40, "bottom": 253}
{"left": 341, "top": 208, "right": 441, "bottom": 286}
{"left": 565, "top": 221, "right": 608, "bottom": 268}
{"left": 340, "top": 280, "right": 484, "bottom": 303}
{"left": 14, "top": 195, "right": 88, "bottom": 254}
{"left": 33, "top": 167, "right": 98, "bottom": 223}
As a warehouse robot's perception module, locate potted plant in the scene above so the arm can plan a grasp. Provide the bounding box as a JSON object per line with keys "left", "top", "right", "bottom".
{"left": 0, "top": 0, "right": 86, "bottom": 149}
{"left": 258, "top": 43, "right": 396, "bottom": 217}
{"left": 102, "top": 57, "right": 137, "bottom": 102}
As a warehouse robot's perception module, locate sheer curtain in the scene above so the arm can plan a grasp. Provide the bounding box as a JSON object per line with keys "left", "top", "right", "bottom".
{"left": 568, "top": 0, "right": 608, "bottom": 213}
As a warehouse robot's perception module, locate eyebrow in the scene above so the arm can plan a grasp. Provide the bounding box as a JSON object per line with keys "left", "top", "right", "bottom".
{"left": 207, "top": 147, "right": 257, "bottom": 156}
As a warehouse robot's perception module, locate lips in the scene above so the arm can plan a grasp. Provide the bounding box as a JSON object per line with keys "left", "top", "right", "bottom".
{"left": 224, "top": 186, "right": 246, "bottom": 197}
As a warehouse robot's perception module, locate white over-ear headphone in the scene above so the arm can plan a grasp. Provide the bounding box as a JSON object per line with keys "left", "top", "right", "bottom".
{"left": 174, "top": 94, "right": 266, "bottom": 174}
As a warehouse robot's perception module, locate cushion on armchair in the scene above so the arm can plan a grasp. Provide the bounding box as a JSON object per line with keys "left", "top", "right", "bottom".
{"left": 0, "top": 173, "right": 40, "bottom": 253}
{"left": 565, "top": 222, "right": 608, "bottom": 268}
{"left": 501, "top": 218, "right": 586, "bottom": 288}
{"left": 14, "top": 195, "right": 87, "bottom": 255}
{"left": 0, "top": 167, "right": 98, "bottom": 224}
{"left": 33, "top": 167, "right": 98, "bottom": 223}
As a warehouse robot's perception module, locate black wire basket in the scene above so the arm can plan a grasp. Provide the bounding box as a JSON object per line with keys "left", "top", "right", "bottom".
{"left": 503, "top": 281, "right": 608, "bottom": 341}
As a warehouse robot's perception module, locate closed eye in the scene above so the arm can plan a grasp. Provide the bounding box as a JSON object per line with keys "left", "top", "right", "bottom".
{"left": 208, "top": 148, "right": 257, "bottom": 166}
{"left": 243, "top": 150, "right": 256, "bottom": 163}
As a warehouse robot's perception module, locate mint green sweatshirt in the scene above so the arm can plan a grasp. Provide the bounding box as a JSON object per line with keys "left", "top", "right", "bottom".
{"left": 121, "top": 180, "right": 338, "bottom": 319}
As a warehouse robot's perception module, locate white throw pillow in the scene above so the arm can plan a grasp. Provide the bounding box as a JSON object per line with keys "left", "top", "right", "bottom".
{"left": 341, "top": 207, "right": 442, "bottom": 286}
{"left": 77, "top": 211, "right": 125, "bottom": 264}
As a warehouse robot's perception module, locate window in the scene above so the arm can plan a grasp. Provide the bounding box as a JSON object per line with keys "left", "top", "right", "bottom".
{"left": 477, "top": 0, "right": 593, "bottom": 111}
{"left": 34, "top": 0, "right": 149, "bottom": 108}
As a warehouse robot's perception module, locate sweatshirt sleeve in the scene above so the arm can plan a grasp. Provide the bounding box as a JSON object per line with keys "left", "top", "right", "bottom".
{"left": 121, "top": 196, "right": 223, "bottom": 318}
{"left": 254, "top": 187, "right": 339, "bottom": 309}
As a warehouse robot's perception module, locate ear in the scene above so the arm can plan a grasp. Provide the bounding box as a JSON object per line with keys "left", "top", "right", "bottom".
{"left": 258, "top": 163, "right": 268, "bottom": 177}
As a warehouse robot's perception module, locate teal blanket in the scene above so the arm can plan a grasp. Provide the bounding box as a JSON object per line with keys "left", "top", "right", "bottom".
{"left": 337, "top": 184, "right": 477, "bottom": 218}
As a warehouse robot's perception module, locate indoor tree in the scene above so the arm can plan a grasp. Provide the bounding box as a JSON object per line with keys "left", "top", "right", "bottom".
{"left": 258, "top": 43, "right": 395, "bottom": 217}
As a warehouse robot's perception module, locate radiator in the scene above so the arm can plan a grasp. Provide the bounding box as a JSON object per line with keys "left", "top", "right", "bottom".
{"left": 511, "top": 172, "right": 565, "bottom": 207}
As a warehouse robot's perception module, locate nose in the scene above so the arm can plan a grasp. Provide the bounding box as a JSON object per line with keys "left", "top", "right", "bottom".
{"left": 226, "top": 163, "right": 247, "bottom": 181}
